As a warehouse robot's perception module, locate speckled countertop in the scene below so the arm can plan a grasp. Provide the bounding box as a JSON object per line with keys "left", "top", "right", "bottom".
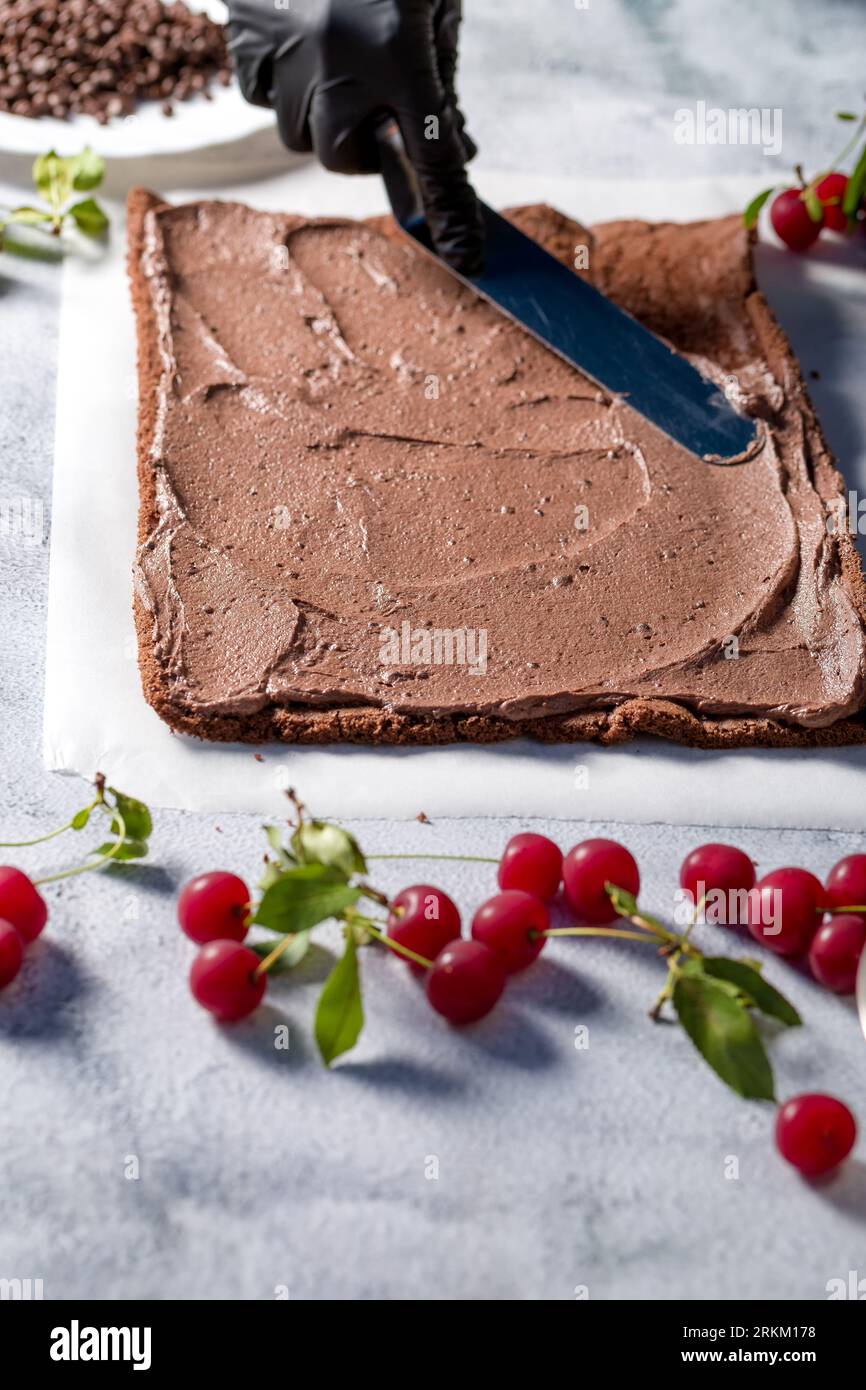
{"left": 1, "top": 0, "right": 865, "bottom": 1301}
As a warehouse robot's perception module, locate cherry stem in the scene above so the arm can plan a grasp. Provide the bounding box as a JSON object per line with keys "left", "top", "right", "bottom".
{"left": 35, "top": 803, "right": 127, "bottom": 886}
{"left": 286, "top": 788, "right": 306, "bottom": 828}
{"left": 0, "top": 794, "right": 103, "bottom": 849}
{"left": 674, "top": 894, "right": 705, "bottom": 954}
{"left": 359, "top": 920, "right": 433, "bottom": 970}
{"left": 367, "top": 853, "right": 499, "bottom": 864}
{"left": 540, "top": 926, "right": 658, "bottom": 944}
{"left": 648, "top": 894, "right": 706, "bottom": 1020}
{"left": 0, "top": 816, "right": 87, "bottom": 849}
{"left": 358, "top": 883, "right": 389, "bottom": 908}
{"left": 823, "top": 903, "right": 866, "bottom": 914}
{"left": 254, "top": 933, "right": 299, "bottom": 978}
{"left": 804, "top": 111, "right": 866, "bottom": 193}
{"left": 649, "top": 975, "right": 677, "bottom": 1021}
{"left": 625, "top": 908, "right": 701, "bottom": 957}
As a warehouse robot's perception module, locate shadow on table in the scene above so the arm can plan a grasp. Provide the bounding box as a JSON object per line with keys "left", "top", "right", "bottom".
{"left": 104, "top": 861, "right": 177, "bottom": 897}
{"left": 336, "top": 999, "right": 566, "bottom": 1088}
{"left": 512, "top": 951, "right": 608, "bottom": 1017}
{"left": 337, "top": 1055, "right": 469, "bottom": 1098}
{"left": 220, "top": 999, "right": 310, "bottom": 1070}
{"left": 0, "top": 939, "right": 89, "bottom": 1045}
{"left": 810, "top": 1157, "right": 866, "bottom": 1224}
{"left": 218, "top": 942, "right": 337, "bottom": 1067}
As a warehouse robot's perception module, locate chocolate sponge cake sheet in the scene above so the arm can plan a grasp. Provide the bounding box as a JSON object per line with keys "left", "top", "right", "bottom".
{"left": 127, "top": 189, "right": 866, "bottom": 746}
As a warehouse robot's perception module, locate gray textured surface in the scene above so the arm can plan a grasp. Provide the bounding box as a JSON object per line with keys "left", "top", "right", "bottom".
{"left": 460, "top": 0, "right": 864, "bottom": 179}
{"left": 1, "top": 0, "right": 866, "bottom": 1302}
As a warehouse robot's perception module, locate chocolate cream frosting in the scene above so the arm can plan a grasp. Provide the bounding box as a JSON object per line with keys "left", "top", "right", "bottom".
{"left": 133, "top": 199, "right": 866, "bottom": 731}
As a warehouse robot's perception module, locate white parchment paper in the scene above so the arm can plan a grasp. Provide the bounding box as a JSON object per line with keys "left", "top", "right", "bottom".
{"left": 43, "top": 164, "right": 866, "bottom": 823}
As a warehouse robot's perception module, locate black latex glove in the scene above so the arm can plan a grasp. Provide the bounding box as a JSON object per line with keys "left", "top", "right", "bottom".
{"left": 226, "top": 0, "right": 484, "bottom": 273}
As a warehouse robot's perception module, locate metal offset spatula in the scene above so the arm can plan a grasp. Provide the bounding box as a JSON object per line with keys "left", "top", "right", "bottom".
{"left": 376, "top": 119, "right": 757, "bottom": 464}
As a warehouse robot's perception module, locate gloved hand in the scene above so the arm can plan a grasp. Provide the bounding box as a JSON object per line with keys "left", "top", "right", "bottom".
{"left": 226, "top": 0, "right": 484, "bottom": 273}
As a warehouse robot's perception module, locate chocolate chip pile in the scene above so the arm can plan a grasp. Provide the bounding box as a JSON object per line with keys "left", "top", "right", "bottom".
{"left": 0, "top": 0, "right": 232, "bottom": 123}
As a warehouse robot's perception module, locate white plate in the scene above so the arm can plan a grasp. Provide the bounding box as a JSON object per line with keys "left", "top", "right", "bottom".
{"left": 0, "top": 0, "right": 274, "bottom": 159}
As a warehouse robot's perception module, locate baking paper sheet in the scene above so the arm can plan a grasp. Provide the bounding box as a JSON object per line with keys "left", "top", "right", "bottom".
{"left": 43, "top": 163, "right": 866, "bottom": 824}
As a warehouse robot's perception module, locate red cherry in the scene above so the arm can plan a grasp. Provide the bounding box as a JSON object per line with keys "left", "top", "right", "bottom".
{"left": 426, "top": 940, "right": 506, "bottom": 1024}
{"left": 386, "top": 884, "right": 461, "bottom": 966}
{"left": 177, "top": 872, "right": 250, "bottom": 944}
{"left": 497, "top": 833, "right": 562, "bottom": 901}
{"left": 0, "top": 920, "right": 25, "bottom": 989}
{"left": 816, "top": 172, "right": 849, "bottom": 232}
{"left": 563, "top": 838, "right": 639, "bottom": 924}
{"left": 471, "top": 890, "right": 548, "bottom": 973}
{"left": 776, "top": 1093, "right": 857, "bottom": 1177}
{"left": 747, "top": 867, "right": 825, "bottom": 956}
{"left": 189, "top": 940, "right": 266, "bottom": 1021}
{"left": 770, "top": 188, "right": 822, "bottom": 251}
{"left": 0, "top": 866, "right": 48, "bottom": 944}
{"left": 824, "top": 854, "right": 866, "bottom": 918}
{"left": 680, "top": 843, "right": 755, "bottom": 926}
{"left": 808, "top": 914, "right": 866, "bottom": 994}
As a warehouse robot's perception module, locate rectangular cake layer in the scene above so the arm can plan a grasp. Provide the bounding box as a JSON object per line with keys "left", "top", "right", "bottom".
{"left": 127, "top": 189, "right": 866, "bottom": 746}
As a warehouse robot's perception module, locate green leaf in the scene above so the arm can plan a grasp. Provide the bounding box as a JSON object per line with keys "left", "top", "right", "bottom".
{"left": 260, "top": 825, "right": 296, "bottom": 889}
{"left": 836, "top": 111, "right": 858, "bottom": 121}
{"left": 108, "top": 789, "right": 152, "bottom": 842}
{"left": 842, "top": 142, "right": 866, "bottom": 216}
{"left": 291, "top": 821, "right": 367, "bottom": 877}
{"left": 265, "top": 824, "right": 288, "bottom": 856}
{"left": 680, "top": 962, "right": 744, "bottom": 1003}
{"left": 249, "top": 932, "right": 311, "bottom": 973}
{"left": 0, "top": 226, "right": 63, "bottom": 262}
{"left": 672, "top": 973, "right": 776, "bottom": 1100}
{"left": 69, "top": 197, "right": 109, "bottom": 237}
{"left": 6, "top": 206, "right": 54, "bottom": 226}
{"left": 699, "top": 957, "right": 801, "bottom": 1027}
{"left": 804, "top": 186, "right": 824, "bottom": 223}
{"left": 71, "top": 147, "right": 105, "bottom": 191}
{"left": 739, "top": 956, "right": 764, "bottom": 974}
{"left": 315, "top": 927, "right": 364, "bottom": 1066}
{"left": 253, "top": 862, "right": 360, "bottom": 935}
{"left": 350, "top": 918, "right": 373, "bottom": 946}
{"left": 259, "top": 860, "right": 284, "bottom": 892}
{"left": 71, "top": 807, "right": 91, "bottom": 830}
{"left": 605, "top": 882, "right": 638, "bottom": 918}
{"left": 743, "top": 187, "right": 774, "bottom": 229}
{"left": 33, "top": 151, "right": 73, "bottom": 211}
{"left": 92, "top": 839, "right": 149, "bottom": 861}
